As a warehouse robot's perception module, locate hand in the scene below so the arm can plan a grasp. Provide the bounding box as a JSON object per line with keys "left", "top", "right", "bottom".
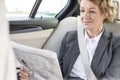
{"left": 19, "top": 67, "right": 30, "bottom": 80}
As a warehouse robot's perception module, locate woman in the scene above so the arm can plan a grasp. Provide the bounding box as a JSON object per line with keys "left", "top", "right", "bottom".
{"left": 20, "top": 0, "right": 120, "bottom": 80}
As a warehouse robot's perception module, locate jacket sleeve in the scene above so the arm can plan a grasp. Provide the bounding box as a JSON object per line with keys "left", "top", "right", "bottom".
{"left": 58, "top": 32, "right": 69, "bottom": 76}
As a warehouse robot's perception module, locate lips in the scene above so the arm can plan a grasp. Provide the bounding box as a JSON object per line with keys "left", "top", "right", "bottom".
{"left": 83, "top": 21, "right": 91, "bottom": 25}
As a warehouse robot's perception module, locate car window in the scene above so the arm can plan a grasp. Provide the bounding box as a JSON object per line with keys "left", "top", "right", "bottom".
{"left": 5, "top": 0, "right": 68, "bottom": 18}
{"left": 5, "top": 0, "right": 35, "bottom": 18}
{"left": 35, "top": 0, "right": 68, "bottom": 18}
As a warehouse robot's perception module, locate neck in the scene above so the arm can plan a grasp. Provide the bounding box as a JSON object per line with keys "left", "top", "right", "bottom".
{"left": 86, "top": 25, "right": 103, "bottom": 38}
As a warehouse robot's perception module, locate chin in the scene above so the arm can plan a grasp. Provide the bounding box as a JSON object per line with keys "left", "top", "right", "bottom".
{"left": 83, "top": 25, "right": 90, "bottom": 29}
{"left": 83, "top": 26, "right": 93, "bottom": 31}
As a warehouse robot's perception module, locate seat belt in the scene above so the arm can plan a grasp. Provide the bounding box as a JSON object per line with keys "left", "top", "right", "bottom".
{"left": 77, "top": 16, "right": 97, "bottom": 80}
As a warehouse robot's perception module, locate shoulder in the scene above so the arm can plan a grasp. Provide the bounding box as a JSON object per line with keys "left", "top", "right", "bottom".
{"left": 110, "top": 33, "right": 120, "bottom": 48}
{"left": 102, "top": 29, "right": 120, "bottom": 44}
{"left": 63, "top": 31, "right": 77, "bottom": 42}
{"left": 66, "top": 30, "right": 77, "bottom": 36}
{"left": 111, "top": 33, "right": 120, "bottom": 40}
{"left": 109, "top": 31, "right": 120, "bottom": 42}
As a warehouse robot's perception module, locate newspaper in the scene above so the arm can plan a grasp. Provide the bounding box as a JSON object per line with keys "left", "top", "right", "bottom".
{"left": 11, "top": 41, "right": 63, "bottom": 80}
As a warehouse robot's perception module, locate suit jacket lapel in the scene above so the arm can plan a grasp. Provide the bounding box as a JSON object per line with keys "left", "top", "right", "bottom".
{"left": 91, "top": 29, "right": 111, "bottom": 75}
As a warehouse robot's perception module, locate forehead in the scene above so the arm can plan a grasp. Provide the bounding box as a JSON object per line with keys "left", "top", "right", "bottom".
{"left": 80, "top": 0, "right": 98, "bottom": 9}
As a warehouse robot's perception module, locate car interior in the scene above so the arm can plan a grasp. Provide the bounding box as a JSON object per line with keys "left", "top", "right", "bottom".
{"left": 10, "top": 0, "right": 79, "bottom": 51}
{"left": 10, "top": 0, "right": 120, "bottom": 55}
{"left": 7, "top": 0, "right": 120, "bottom": 79}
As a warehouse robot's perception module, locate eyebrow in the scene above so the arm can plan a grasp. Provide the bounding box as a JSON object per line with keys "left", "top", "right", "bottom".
{"left": 80, "top": 7, "right": 96, "bottom": 10}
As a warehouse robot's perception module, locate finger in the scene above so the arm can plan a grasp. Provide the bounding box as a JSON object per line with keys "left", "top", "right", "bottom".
{"left": 20, "top": 67, "right": 29, "bottom": 77}
{"left": 19, "top": 67, "right": 30, "bottom": 79}
{"left": 20, "top": 77, "right": 30, "bottom": 80}
{"left": 20, "top": 67, "right": 24, "bottom": 71}
{"left": 19, "top": 73, "right": 30, "bottom": 79}
{"left": 20, "top": 70, "right": 29, "bottom": 76}
{"left": 19, "top": 71, "right": 29, "bottom": 78}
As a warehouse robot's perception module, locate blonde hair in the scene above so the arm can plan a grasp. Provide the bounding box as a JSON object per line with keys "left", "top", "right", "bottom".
{"left": 78, "top": 0, "right": 117, "bottom": 23}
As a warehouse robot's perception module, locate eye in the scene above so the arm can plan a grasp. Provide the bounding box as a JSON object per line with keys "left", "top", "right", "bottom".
{"left": 80, "top": 10, "right": 85, "bottom": 13}
{"left": 89, "top": 10, "right": 96, "bottom": 13}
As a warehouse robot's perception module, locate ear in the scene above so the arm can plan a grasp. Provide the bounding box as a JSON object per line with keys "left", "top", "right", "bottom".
{"left": 105, "top": 13, "right": 108, "bottom": 18}
{"left": 103, "top": 13, "right": 108, "bottom": 20}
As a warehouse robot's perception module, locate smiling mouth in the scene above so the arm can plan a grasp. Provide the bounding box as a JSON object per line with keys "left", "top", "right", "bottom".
{"left": 83, "top": 21, "right": 91, "bottom": 25}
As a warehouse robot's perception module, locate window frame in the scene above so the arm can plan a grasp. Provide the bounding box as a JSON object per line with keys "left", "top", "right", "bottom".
{"left": 28, "top": 0, "right": 73, "bottom": 20}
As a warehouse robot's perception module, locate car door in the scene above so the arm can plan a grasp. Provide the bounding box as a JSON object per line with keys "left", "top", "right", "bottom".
{"left": 7, "top": 0, "right": 72, "bottom": 48}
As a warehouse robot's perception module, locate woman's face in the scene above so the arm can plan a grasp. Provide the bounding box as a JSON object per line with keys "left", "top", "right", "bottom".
{"left": 80, "top": 0, "right": 106, "bottom": 31}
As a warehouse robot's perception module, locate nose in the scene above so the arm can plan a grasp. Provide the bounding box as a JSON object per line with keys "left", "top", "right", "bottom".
{"left": 81, "top": 11, "right": 90, "bottom": 18}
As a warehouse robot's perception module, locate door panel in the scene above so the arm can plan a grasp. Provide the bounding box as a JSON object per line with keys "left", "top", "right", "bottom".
{"left": 10, "top": 29, "right": 54, "bottom": 48}
{"left": 10, "top": 17, "right": 58, "bottom": 48}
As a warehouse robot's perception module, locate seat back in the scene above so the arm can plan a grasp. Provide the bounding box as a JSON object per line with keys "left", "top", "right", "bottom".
{"left": 105, "top": 22, "right": 120, "bottom": 34}
{"left": 43, "top": 17, "right": 77, "bottom": 55}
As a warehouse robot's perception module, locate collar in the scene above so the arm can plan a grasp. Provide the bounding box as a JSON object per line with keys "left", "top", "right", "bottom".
{"left": 84, "top": 30, "right": 104, "bottom": 43}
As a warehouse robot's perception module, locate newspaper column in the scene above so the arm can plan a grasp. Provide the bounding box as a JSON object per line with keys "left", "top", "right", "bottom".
{"left": 0, "top": 0, "right": 17, "bottom": 80}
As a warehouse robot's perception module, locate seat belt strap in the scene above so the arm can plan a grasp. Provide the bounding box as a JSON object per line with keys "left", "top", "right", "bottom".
{"left": 77, "top": 16, "right": 97, "bottom": 80}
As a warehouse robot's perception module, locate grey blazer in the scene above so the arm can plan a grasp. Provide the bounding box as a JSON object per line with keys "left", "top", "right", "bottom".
{"left": 58, "top": 30, "right": 120, "bottom": 80}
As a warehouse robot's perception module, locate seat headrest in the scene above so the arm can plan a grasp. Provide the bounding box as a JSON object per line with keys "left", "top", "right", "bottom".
{"left": 104, "top": 22, "right": 120, "bottom": 34}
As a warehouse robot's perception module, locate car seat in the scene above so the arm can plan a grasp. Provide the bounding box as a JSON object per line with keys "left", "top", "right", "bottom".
{"left": 43, "top": 17, "right": 77, "bottom": 56}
